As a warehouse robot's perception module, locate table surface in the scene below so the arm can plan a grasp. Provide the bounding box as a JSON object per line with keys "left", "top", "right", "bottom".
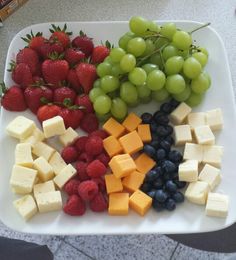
{"left": 0, "top": 0, "right": 236, "bottom": 258}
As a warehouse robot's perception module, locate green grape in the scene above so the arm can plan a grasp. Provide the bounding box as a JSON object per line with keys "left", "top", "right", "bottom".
{"left": 172, "top": 85, "right": 191, "bottom": 102}
{"left": 97, "top": 62, "right": 112, "bottom": 77}
{"left": 146, "top": 69, "right": 166, "bottom": 90}
{"left": 165, "top": 74, "right": 186, "bottom": 94}
{"left": 198, "top": 47, "right": 209, "bottom": 57}
{"left": 183, "top": 57, "right": 202, "bottom": 79}
{"left": 127, "top": 37, "right": 146, "bottom": 57}
{"left": 205, "top": 72, "right": 211, "bottom": 85}
{"left": 120, "top": 54, "right": 136, "bottom": 72}
{"left": 111, "top": 63, "right": 124, "bottom": 77}
{"left": 128, "top": 67, "right": 147, "bottom": 85}
{"left": 191, "top": 71, "right": 210, "bottom": 94}
{"left": 129, "top": 16, "right": 149, "bottom": 35}
{"left": 93, "top": 79, "right": 101, "bottom": 88}
{"left": 186, "top": 92, "right": 203, "bottom": 107}
{"left": 96, "top": 112, "right": 112, "bottom": 122}
{"left": 110, "top": 47, "right": 126, "bottom": 63}
{"left": 152, "top": 88, "right": 170, "bottom": 102}
{"left": 192, "top": 52, "right": 208, "bottom": 67}
{"left": 120, "top": 81, "right": 138, "bottom": 105}
{"left": 162, "top": 44, "right": 179, "bottom": 60}
{"left": 155, "top": 37, "right": 169, "bottom": 49}
{"left": 165, "top": 56, "right": 184, "bottom": 75}
{"left": 173, "top": 31, "right": 192, "bottom": 50}
{"left": 104, "top": 56, "right": 113, "bottom": 64}
{"left": 141, "top": 39, "right": 155, "bottom": 56}
{"left": 119, "top": 32, "right": 135, "bottom": 50}
{"left": 148, "top": 21, "right": 161, "bottom": 33}
{"left": 178, "top": 49, "right": 189, "bottom": 59}
{"left": 101, "top": 75, "right": 120, "bottom": 93}
{"left": 111, "top": 97, "right": 128, "bottom": 120}
{"left": 160, "top": 22, "right": 177, "bottom": 40}
{"left": 108, "top": 89, "right": 119, "bottom": 99}
{"left": 128, "top": 98, "right": 141, "bottom": 107}
{"left": 140, "top": 95, "right": 152, "bottom": 104}
{"left": 93, "top": 95, "right": 112, "bottom": 114}
{"left": 150, "top": 53, "right": 163, "bottom": 68}
{"left": 142, "top": 63, "right": 159, "bottom": 74}
{"left": 89, "top": 88, "right": 105, "bottom": 103}
{"left": 136, "top": 83, "right": 151, "bottom": 99}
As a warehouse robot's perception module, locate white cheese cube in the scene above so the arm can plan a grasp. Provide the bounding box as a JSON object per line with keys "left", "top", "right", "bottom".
{"left": 33, "top": 157, "right": 54, "bottom": 182}
{"left": 6, "top": 116, "right": 35, "bottom": 140}
{"left": 206, "top": 109, "right": 223, "bottom": 131}
{"left": 193, "top": 125, "right": 215, "bottom": 145}
{"left": 49, "top": 152, "right": 67, "bottom": 175}
{"left": 183, "top": 143, "right": 204, "bottom": 162}
{"left": 21, "top": 128, "right": 45, "bottom": 146}
{"left": 10, "top": 165, "right": 38, "bottom": 194}
{"left": 187, "top": 112, "right": 206, "bottom": 130}
{"left": 185, "top": 181, "right": 210, "bottom": 205}
{"left": 53, "top": 164, "right": 77, "bottom": 189}
{"left": 198, "top": 164, "right": 221, "bottom": 190}
{"left": 13, "top": 195, "right": 38, "bottom": 221}
{"left": 178, "top": 160, "right": 198, "bottom": 182}
{"left": 42, "top": 116, "right": 66, "bottom": 138}
{"left": 35, "top": 191, "right": 62, "bottom": 213}
{"left": 15, "top": 143, "right": 33, "bottom": 167}
{"left": 32, "top": 142, "right": 55, "bottom": 161}
{"left": 59, "top": 127, "right": 79, "bottom": 147}
{"left": 170, "top": 102, "right": 192, "bottom": 125}
{"left": 202, "top": 145, "right": 223, "bottom": 168}
{"left": 206, "top": 192, "right": 229, "bottom": 218}
{"left": 33, "top": 180, "right": 55, "bottom": 197}
{"left": 174, "top": 125, "right": 192, "bottom": 146}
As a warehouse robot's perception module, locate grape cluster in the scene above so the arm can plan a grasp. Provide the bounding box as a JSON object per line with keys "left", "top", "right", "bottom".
{"left": 89, "top": 16, "right": 211, "bottom": 121}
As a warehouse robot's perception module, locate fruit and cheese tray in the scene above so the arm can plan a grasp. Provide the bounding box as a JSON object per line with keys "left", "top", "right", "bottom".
{"left": 0, "top": 18, "right": 236, "bottom": 235}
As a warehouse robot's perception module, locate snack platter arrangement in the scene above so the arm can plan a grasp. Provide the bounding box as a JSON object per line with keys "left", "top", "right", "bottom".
{"left": 0, "top": 18, "right": 236, "bottom": 235}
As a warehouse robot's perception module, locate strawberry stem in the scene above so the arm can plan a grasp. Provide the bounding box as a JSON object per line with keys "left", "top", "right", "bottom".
{"left": 7, "top": 60, "right": 16, "bottom": 72}
{"left": 0, "top": 82, "right": 7, "bottom": 96}
{"left": 49, "top": 23, "right": 72, "bottom": 36}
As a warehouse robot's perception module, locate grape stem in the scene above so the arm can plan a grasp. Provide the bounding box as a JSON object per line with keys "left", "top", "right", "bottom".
{"left": 189, "top": 22, "right": 211, "bottom": 34}
{"left": 144, "top": 33, "right": 170, "bottom": 40}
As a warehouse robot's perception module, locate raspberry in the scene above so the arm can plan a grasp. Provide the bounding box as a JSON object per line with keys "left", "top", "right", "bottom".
{"left": 74, "top": 136, "right": 88, "bottom": 153}
{"left": 78, "top": 180, "right": 98, "bottom": 201}
{"left": 89, "top": 129, "right": 108, "bottom": 139}
{"left": 63, "top": 194, "right": 86, "bottom": 216}
{"left": 80, "top": 113, "right": 99, "bottom": 133}
{"left": 75, "top": 94, "right": 94, "bottom": 114}
{"left": 61, "top": 146, "right": 78, "bottom": 163}
{"left": 89, "top": 192, "right": 108, "bottom": 212}
{"left": 96, "top": 152, "right": 110, "bottom": 167}
{"left": 86, "top": 159, "right": 106, "bottom": 178}
{"left": 78, "top": 152, "right": 94, "bottom": 163}
{"left": 64, "top": 178, "right": 80, "bottom": 196}
{"left": 85, "top": 136, "right": 103, "bottom": 156}
{"left": 75, "top": 161, "right": 89, "bottom": 181}
{"left": 92, "top": 177, "right": 106, "bottom": 192}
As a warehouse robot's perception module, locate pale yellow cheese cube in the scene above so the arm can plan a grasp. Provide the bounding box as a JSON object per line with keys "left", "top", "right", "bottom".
{"left": 35, "top": 191, "right": 62, "bottom": 213}
{"left": 42, "top": 116, "right": 66, "bottom": 138}
{"left": 170, "top": 102, "right": 192, "bottom": 125}
{"left": 202, "top": 145, "right": 223, "bottom": 168}
{"left": 21, "top": 128, "right": 45, "bottom": 146}
{"left": 53, "top": 164, "right": 77, "bottom": 189}
{"left": 33, "top": 157, "right": 54, "bottom": 182}
{"left": 206, "top": 109, "right": 223, "bottom": 131}
{"left": 59, "top": 127, "right": 79, "bottom": 146}
{"left": 183, "top": 143, "right": 204, "bottom": 162}
{"left": 198, "top": 164, "right": 221, "bottom": 190}
{"left": 187, "top": 112, "right": 206, "bottom": 130}
{"left": 178, "top": 160, "right": 198, "bottom": 182}
{"left": 185, "top": 181, "right": 210, "bottom": 205}
{"left": 33, "top": 180, "right": 55, "bottom": 197}
{"left": 174, "top": 125, "right": 192, "bottom": 146}
{"left": 15, "top": 143, "right": 33, "bottom": 167}
{"left": 194, "top": 125, "right": 215, "bottom": 145}
{"left": 32, "top": 142, "right": 55, "bottom": 161}
{"left": 49, "top": 152, "right": 67, "bottom": 175}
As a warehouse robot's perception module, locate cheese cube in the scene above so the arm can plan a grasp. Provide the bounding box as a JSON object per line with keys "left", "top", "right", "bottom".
{"left": 137, "top": 124, "right": 151, "bottom": 143}
{"left": 122, "top": 171, "right": 145, "bottom": 192}
{"left": 205, "top": 192, "right": 229, "bottom": 218}
{"left": 32, "top": 142, "right": 55, "bottom": 161}
{"left": 170, "top": 102, "right": 192, "bottom": 125}
{"left": 109, "top": 154, "right": 136, "bottom": 179}
{"left": 174, "top": 125, "right": 192, "bottom": 146}
{"left": 33, "top": 180, "right": 55, "bottom": 197}
{"left": 33, "top": 157, "right": 54, "bottom": 182}
{"left": 15, "top": 143, "right": 33, "bottom": 167}
{"left": 103, "top": 136, "right": 123, "bottom": 157}
{"left": 198, "top": 164, "right": 221, "bottom": 190}
{"left": 13, "top": 195, "right": 37, "bottom": 221}
{"left": 206, "top": 108, "right": 223, "bottom": 131}
{"left": 105, "top": 174, "right": 123, "bottom": 194}
{"left": 187, "top": 112, "right": 206, "bottom": 130}
{"left": 119, "top": 130, "right": 143, "bottom": 155}
{"left": 43, "top": 116, "right": 66, "bottom": 138}
{"left": 122, "top": 113, "right": 142, "bottom": 132}
{"left": 49, "top": 152, "right": 67, "bottom": 175}
{"left": 134, "top": 153, "right": 156, "bottom": 175}
{"left": 108, "top": 193, "right": 129, "bottom": 215}
{"left": 183, "top": 143, "right": 204, "bottom": 162}
{"left": 53, "top": 164, "right": 77, "bottom": 189}
{"left": 194, "top": 125, "right": 215, "bottom": 145}
{"left": 178, "top": 160, "right": 198, "bottom": 182}
{"left": 59, "top": 127, "right": 79, "bottom": 146}
{"left": 129, "top": 190, "right": 152, "bottom": 216}
{"left": 21, "top": 128, "right": 45, "bottom": 146}
{"left": 202, "top": 145, "right": 223, "bottom": 168}
{"left": 35, "top": 191, "right": 62, "bottom": 213}
{"left": 185, "top": 181, "right": 210, "bottom": 205}
{"left": 6, "top": 116, "right": 35, "bottom": 140}
{"left": 103, "top": 117, "right": 126, "bottom": 138}
{"left": 10, "top": 165, "right": 38, "bottom": 194}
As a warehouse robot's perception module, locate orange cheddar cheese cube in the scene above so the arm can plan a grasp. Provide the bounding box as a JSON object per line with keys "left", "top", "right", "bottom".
{"left": 122, "top": 171, "right": 145, "bottom": 192}
{"left": 108, "top": 193, "right": 129, "bottom": 215}
{"left": 122, "top": 113, "right": 142, "bottom": 132}
{"left": 119, "top": 131, "right": 143, "bottom": 155}
{"left": 137, "top": 124, "right": 151, "bottom": 143}
{"left": 134, "top": 153, "right": 156, "bottom": 174}
{"left": 103, "top": 117, "right": 125, "bottom": 138}
{"left": 109, "top": 154, "right": 136, "bottom": 179}
{"left": 129, "top": 190, "right": 152, "bottom": 216}
{"left": 103, "top": 136, "right": 123, "bottom": 157}
{"left": 105, "top": 174, "right": 123, "bottom": 194}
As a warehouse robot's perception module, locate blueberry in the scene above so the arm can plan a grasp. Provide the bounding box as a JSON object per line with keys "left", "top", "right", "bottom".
{"left": 164, "top": 198, "right": 176, "bottom": 211}
{"left": 169, "top": 98, "right": 180, "bottom": 108}
{"left": 168, "top": 150, "right": 183, "bottom": 163}
{"left": 152, "top": 166, "right": 163, "bottom": 178}
{"left": 150, "top": 140, "right": 159, "bottom": 149}
{"left": 153, "top": 178, "right": 164, "bottom": 189}
{"left": 147, "top": 190, "right": 156, "bottom": 198}
{"left": 153, "top": 110, "right": 165, "bottom": 118}
{"left": 156, "top": 126, "right": 168, "bottom": 137}
{"left": 171, "top": 171, "right": 179, "bottom": 180}
{"left": 151, "top": 134, "right": 160, "bottom": 142}
{"left": 159, "top": 140, "right": 171, "bottom": 152}
{"left": 146, "top": 170, "right": 159, "bottom": 182}
{"left": 154, "top": 114, "right": 169, "bottom": 125}
{"left": 165, "top": 125, "right": 173, "bottom": 135}
{"left": 165, "top": 180, "right": 178, "bottom": 193}
{"left": 152, "top": 200, "right": 165, "bottom": 212}
{"left": 156, "top": 148, "right": 166, "bottom": 161}
{"left": 162, "top": 160, "right": 176, "bottom": 173}
{"left": 150, "top": 122, "right": 158, "bottom": 132}
{"left": 143, "top": 144, "right": 156, "bottom": 159}
{"left": 164, "top": 136, "right": 174, "bottom": 145}
{"left": 160, "top": 102, "right": 173, "bottom": 114}
{"left": 163, "top": 172, "right": 172, "bottom": 181}
{"left": 155, "top": 189, "right": 168, "bottom": 203}
{"left": 172, "top": 191, "right": 185, "bottom": 203}
{"left": 141, "top": 112, "right": 153, "bottom": 124}
{"left": 141, "top": 182, "right": 152, "bottom": 193}
{"left": 174, "top": 180, "right": 187, "bottom": 189}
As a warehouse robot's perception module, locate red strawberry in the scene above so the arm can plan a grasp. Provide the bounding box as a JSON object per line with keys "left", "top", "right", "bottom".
{"left": 0, "top": 83, "right": 27, "bottom": 111}
{"left": 72, "top": 31, "right": 94, "bottom": 57}
{"left": 53, "top": 87, "right": 76, "bottom": 104}
{"left": 40, "top": 41, "right": 64, "bottom": 60}
{"left": 67, "top": 69, "right": 81, "bottom": 93}
{"left": 49, "top": 24, "right": 72, "bottom": 49}
{"left": 59, "top": 107, "right": 84, "bottom": 129}
{"left": 76, "top": 63, "right": 97, "bottom": 94}
{"left": 75, "top": 94, "right": 94, "bottom": 114}
{"left": 37, "top": 104, "right": 61, "bottom": 123}
{"left": 64, "top": 48, "right": 85, "bottom": 65}
{"left": 63, "top": 194, "right": 86, "bottom": 216}
{"left": 91, "top": 45, "right": 110, "bottom": 64}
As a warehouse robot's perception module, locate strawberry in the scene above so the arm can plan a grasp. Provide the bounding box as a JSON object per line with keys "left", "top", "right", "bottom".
{"left": 40, "top": 41, "right": 64, "bottom": 60}
{"left": 0, "top": 83, "right": 27, "bottom": 111}
{"left": 37, "top": 104, "right": 61, "bottom": 123}
{"left": 75, "top": 63, "right": 97, "bottom": 94}
{"left": 91, "top": 45, "right": 110, "bottom": 64}
{"left": 75, "top": 94, "right": 94, "bottom": 114}
{"left": 72, "top": 31, "right": 94, "bottom": 57}
{"left": 59, "top": 107, "right": 84, "bottom": 129}
{"left": 67, "top": 69, "right": 81, "bottom": 93}
{"left": 49, "top": 24, "right": 72, "bottom": 49}
{"left": 64, "top": 48, "right": 85, "bottom": 65}
{"left": 53, "top": 86, "right": 76, "bottom": 104}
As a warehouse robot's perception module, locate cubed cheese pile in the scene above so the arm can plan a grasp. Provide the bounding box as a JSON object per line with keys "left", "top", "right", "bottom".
{"left": 171, "top": 102, "right": 229, "bottom": 218}
{"left": 7, "top": 116, "right": 79, "bottom": 221}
